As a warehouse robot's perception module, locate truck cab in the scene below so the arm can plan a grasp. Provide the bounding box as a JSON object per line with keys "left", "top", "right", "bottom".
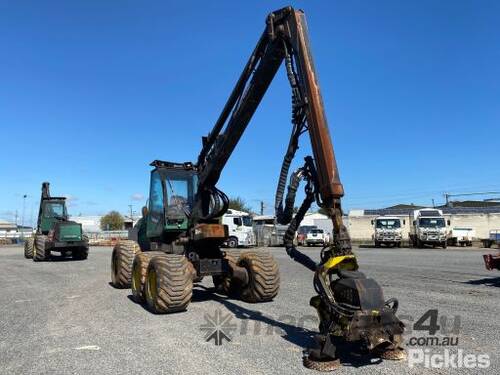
{"left": 409, "top": 208, "right": 447, "bottom": 248}
{"left": 222, "top": 209, "right": 255, "bottom": 248}
{"left": 372, "top": 216, "right": 403, "bottom": 247}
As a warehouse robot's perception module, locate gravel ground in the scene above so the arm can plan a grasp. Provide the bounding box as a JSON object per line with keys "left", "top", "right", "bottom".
{"left": 0, "top": 245, "right": 499, "bottom": 375}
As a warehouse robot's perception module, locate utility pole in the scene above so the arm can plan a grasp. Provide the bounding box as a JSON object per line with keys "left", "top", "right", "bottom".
{"left": 432, "top": 199, "right": 435, "bottom": 208}
{"left": 128, "top": 204, "right": 134, "bottom": 225}
{"left": 260, "top": 201, "right": 264, "bottom": 216}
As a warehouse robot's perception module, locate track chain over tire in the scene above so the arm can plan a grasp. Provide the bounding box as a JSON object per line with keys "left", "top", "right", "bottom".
{"left": 238, "top": 251, "right": 280, "bottom": 303}
{"left": 111, "top": 240, "right": 141, "bottom": 288}
{"left": 144, "top": 254, "right": 193, "bottom": 314}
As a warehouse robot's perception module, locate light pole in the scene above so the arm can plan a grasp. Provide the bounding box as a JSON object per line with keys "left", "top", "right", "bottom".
{"left": 21, "top": 194, "right": 27, "bottom": 240}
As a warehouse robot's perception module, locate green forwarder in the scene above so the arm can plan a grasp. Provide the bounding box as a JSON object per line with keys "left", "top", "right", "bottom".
{"left": 24, "top": 182, "right": 89, "bottom": 261}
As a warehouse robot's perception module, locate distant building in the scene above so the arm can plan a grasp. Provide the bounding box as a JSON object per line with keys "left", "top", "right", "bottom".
{"left": 0, "top": 220, "right": 17, "bottom": 233}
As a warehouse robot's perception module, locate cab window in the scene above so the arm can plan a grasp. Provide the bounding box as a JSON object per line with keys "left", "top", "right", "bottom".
{"left": 149, "top": 171, "right": 164, "bottom": 217}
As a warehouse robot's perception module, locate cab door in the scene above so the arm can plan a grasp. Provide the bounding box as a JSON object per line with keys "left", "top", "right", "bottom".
{"left": 146, "top": 170, "right": 165, "bottom": 239}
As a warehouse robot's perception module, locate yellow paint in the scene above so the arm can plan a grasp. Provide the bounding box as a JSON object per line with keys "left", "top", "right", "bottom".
{"left": 323, "top": 255, "right": 358, "bottom": 271}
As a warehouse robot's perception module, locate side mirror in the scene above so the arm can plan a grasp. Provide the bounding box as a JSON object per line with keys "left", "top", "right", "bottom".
{"left": 142, "top": 206, "right": 148, "bottom": 217}
{"left": 413, "top": 220, "right": 416, "bottom": 226}
{"left": 403, "top": 220, "right": 406, "bottom": 225}
{"left": 371, "top": 220, "right": 374, "bottom": 225}
{"left": 447, "top": 220, "right": 450, "bottom": 226}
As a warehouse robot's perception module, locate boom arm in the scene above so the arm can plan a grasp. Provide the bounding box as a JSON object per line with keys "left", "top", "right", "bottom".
{"left": 192, "top": 6, "right": 351, "bottom": 257}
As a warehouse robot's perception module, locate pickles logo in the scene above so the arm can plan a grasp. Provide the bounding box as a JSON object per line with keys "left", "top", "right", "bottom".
{"left": 200, "top": 309, "right": 237, "bottom": 346}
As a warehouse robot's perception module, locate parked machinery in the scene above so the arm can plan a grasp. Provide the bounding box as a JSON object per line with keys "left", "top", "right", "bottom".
{"left": 110, "top": 7, "right": 405, "bottom": 370}
{"left": 24, "top": 182, "right": 88, "bottom": 261}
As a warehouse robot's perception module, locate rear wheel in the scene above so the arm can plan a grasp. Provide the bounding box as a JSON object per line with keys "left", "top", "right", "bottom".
{"left": 110, "top": 240, "right": 141, "bottom": 288}
{"left": 238, "top": 251, "right": 280, "bottom": 303}
{"left": 33, "top": 235, "right": 50, "bottom": 261}
{"left": 131, "top": 251, "right": 165, "bottom": 303}
{"left": 213, "top": 251, "right": 240, "bottom": 295}
{"left": 24, "top": 238, "right": 34, "bottom": 259}
{"left": 442, "top": 241, "right": 447, "bottom": 249}
{"left": 144, "top": 254, "right": 193, "bottom": 314}
{"left": 374, "top": 241, "right": 380, "bottom": 248}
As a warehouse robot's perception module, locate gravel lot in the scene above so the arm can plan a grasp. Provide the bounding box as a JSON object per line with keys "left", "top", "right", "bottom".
{"left": 0, "top": 245, "right": 499, "bottom": 375}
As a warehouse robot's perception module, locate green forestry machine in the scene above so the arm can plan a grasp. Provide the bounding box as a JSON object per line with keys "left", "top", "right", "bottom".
{"left": 24, "top": 182, "right": 89, "bottom": 261}
{"left": 111, "top": 6, "right": 405, "bottom": 370}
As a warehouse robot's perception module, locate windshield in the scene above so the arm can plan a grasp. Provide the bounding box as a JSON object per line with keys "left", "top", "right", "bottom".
{"left": 419, "top": 218, "right": 445, "bottom": 228}
{"left": 43, "top": 202, "right": 66, "bottom": 219}
{"left": 311, "top": 229, "right": 324, "bottom": 234}
{"left": 242, "top": 216, "right": 253, "bottom": 227}
{"left": 376, "top": 219, "right": 401, "bottom": 229}
{"left": 164, "top": 172, "right": 197, "bottom": 217}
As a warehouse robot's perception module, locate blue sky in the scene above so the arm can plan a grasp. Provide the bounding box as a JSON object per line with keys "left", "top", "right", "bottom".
{"left": 1, "top": 0, "right": 499, "bottom": 225}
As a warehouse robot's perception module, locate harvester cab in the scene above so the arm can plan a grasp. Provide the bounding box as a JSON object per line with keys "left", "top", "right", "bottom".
{"left": 145, "top": 160, "right": 198, "bottom": 241}
{"left": 24, "top": 182, "right": 89, "bottom": 261}
{"left": 38, "top": 182, "right": 69, "bottom": 234}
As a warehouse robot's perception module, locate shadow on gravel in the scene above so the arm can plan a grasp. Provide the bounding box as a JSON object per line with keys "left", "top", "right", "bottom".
{"left": 465, "top": 277, "right": 500, "bottom": 287}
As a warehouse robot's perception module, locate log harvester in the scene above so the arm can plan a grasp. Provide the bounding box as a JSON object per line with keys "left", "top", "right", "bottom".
{"left": 110, "top": 6, "right": 406, "bottom": 370}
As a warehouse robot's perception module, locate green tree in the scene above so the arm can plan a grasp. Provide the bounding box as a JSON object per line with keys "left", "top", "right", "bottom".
{"left": 228, "top": 196, "right": 253, "bottom": 213}
{"left": 100, "top": 211, "right": 124, "bottom": 231}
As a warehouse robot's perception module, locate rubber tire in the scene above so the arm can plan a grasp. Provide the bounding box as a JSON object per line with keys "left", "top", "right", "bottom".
{"left": 33, "top": 235, "right": 50, "bottom": 261}
{"left": 24, "top": 238, "right": 34, "bottom": 259}
{"left": 213, "top": 251, "right": 240, "bottom": 295}
{"left": 131, "top": 251, "right": 166, "bottom": 303}
{"left": 227, "top": 237, "right": 238, "bottom": 248}
{"left": 375, "top": 241, "right": 380, "bottom": 248}
{"left": 144, "top": 254, "right": 193, "bottom": 314}
{"left": 442, "top": 242, "right": 447, "bottom": 249}
{"left": 72, "top": 247, "right": 89, "bottom": 260}
{"left": 238, "top": 251, "right": 280, "bottom": 303}
{"left": 111, "top": 240, "right": 141, "bottom": 288}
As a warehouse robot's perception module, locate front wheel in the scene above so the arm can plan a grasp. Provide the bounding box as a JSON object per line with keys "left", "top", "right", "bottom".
{"left": 24, "top": 238, "right": 34, "bottom": 259}
{"left": 33, "top": 235, "right": 50, "bottom": 261}
{"left": 442, "top": 242, "right": 447, "bottom": 249}
{"left": 144, "top": 254, "right": 193, "bottom": 314}
{"left": 131, "top": 251, "right": 165, "bottom": 303}
{"left": 226, "top": 237, "right": 238, "bottom": 248}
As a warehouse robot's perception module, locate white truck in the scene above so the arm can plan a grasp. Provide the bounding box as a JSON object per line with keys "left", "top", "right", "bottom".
{"left": 372, "top": 216, "right": 403, "bottom": 247}
{"left": 222, "top": 209, "right": 256, "bottom": 248}
{"left": 409, "top": 208, "right": 448, "bottom": 248}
